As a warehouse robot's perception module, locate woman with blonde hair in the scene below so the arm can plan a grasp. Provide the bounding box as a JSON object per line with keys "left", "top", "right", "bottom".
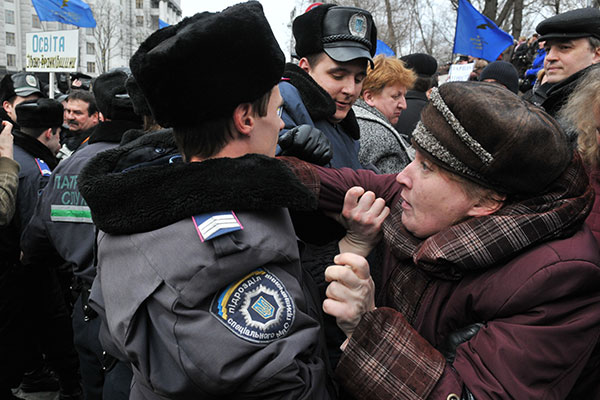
{"left": 559, "top": 65, "right": 600, "bottom": 244}
{"left": 354, "top": 55, "right": 416, "bottom": 173}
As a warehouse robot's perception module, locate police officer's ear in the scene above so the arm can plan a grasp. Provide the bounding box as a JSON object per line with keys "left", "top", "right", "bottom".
{"left": 298, "top": 57, "right": 313, "bottom": 75}
{"left": 2, "top": 100, "right": 14, "bottom": 116}
{"left": 232, "top": 102, "right": 254, "bottom": 137}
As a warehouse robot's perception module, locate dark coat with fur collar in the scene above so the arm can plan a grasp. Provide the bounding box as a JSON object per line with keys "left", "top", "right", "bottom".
{"left": 79, "top": 130, "right": 317, "bottom": 234}
{"left": 279, "top": 63, "right": 364, "bottom": 170}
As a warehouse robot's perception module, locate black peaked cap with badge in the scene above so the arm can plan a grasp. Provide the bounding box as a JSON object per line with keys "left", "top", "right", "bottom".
{"left": 93, "top": 69, "right": 140, "bottom": 122}
{"left": 0, "top": 72, "right": 43, "bottom": 103}
{"left": 293, "top": 3, "right": 377, "bottom": 65}
{"left": 130, "top": 1, "right": 285, "bottom": 129}
{"left": 16, "top": 98, "right": 63, "bottom": 129}
{"left": 536, "top": 7, "right": 600, "bottom": 42}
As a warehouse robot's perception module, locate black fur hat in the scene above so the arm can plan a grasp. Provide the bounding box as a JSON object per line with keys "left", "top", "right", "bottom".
{"left": 16, "top": 98, "right": 63, "bottom": 129}
{"left": 130, "top": 1, "right": 285, "bottom": 128}
{"left": 293, "top": 4, "right": 377, "bottom": 63}
{"left": 125, "top": 75, "right": 151, "bottom": 117}
{"left": 93, "top": 69, "right": 140, "bottom": 122}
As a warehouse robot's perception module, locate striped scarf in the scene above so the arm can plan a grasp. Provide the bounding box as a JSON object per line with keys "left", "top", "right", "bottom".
{"left": 382, "top": 153, "right": 593, "bottom": 323}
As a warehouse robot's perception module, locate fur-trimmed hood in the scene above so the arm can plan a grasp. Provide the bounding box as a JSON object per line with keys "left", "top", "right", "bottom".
{"left": 79, "top": 130, "right": 317, "bottom": 235}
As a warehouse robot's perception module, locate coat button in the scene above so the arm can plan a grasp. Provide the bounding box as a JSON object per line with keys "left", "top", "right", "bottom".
{"left": 447, "top": 394, "right": 460, "bottom": 400}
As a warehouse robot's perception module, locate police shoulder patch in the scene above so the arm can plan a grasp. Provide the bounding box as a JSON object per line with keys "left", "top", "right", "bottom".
{"left": 210, "top": 268, "right": 296, "bottom": 344}
{"left": 35, "top": 158, "right": 52, "bottom": 176}
{"left": 192, "top": 211, "right": 243, "bottom": 242}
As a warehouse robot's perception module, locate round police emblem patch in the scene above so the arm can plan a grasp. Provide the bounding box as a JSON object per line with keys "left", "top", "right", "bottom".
{"left": 26, "top": 75, "right": 37, "bottom": 87}
{"left": 349, "top": 13, "right": 367, "bottom": 38}
{"left": 210, "top": 268, "right": 296, "bottom": 344}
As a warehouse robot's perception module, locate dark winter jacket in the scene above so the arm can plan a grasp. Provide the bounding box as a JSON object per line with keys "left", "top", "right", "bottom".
{"left": 280, "top": 63, "right": 363, "bottom": 170}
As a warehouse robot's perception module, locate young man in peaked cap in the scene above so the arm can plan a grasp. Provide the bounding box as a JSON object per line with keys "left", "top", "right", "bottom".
{"left": 0, "top": 72, "right": 43, "bottom": 128}
{"left": 526, "top": 7, "right": 600, "bottom": 117}
{"left": 280, "top": 3, "right": 377, "bottom": 170}
{"left": 78, "top": 2, "right": 334, "bottom": 399}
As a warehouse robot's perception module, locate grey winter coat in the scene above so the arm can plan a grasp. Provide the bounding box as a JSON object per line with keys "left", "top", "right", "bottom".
{"left": 353, "top": 99, "right": 414, "bottom": 174}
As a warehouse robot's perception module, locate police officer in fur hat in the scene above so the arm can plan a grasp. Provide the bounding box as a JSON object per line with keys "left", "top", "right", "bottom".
{"left": 280, "top": 3, "right": 377, "bottom": 170}
{"left": 77, "top": 2, "right": 335, "bottom": 399}
{"left": 21, "top": 69, "right": 144, "bottom": 400}
{"left": 0, "top": 98, "right": 84, "bottom": 400}
{"left": 526, "top": 7, "right": 600, "bottom": 117}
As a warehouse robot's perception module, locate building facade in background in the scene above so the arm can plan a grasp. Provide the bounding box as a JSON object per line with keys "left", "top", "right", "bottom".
{"left": 0, "top": 0, "right": 182, "bottom": 77}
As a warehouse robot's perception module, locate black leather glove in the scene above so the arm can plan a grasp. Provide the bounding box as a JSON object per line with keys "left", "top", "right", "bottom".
{"left": 439, "top": 322, "right": 484, "bottom": 364}
{"left": 278, "top": 124, "right": 333, "bottom": 166}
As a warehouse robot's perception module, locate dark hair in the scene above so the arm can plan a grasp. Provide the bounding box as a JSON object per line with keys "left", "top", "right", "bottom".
{"left": 588, "top": 36, "right": 600, "bottom": 51}
{"left": 412, "top": 75, "right": 437, "bottom": 92}
{"left": 66, "top": 91, "right": 98, "bottom": 116}
{"left": 303, "top": 52, "right": 326, "bottom": 68}
{"left": 20, "top": 126, "right": 59, "bottom": 139}
{"left": 173, "top": 89, "right": 272, "bottom": 161}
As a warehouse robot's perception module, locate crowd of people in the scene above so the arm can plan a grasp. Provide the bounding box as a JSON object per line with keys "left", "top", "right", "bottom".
{"left": 0, "top": 1, "right": 598, "bottom": 399}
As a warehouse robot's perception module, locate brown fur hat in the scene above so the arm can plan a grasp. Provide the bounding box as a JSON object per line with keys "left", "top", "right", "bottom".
{"left": 412, "top": 81, "right": 571, "bottom": 195}
{"left": 129, "top": 1, "right": 284, "bottom": 128}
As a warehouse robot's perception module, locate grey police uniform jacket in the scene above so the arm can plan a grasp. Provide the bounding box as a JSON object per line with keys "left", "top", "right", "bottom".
{"left": 280, "top": 63, "right": 364, "bottom": 170}
{"left": 21, "top": 121, "right": 143, "bottom": 284}
{"left": 78, "top": 131, "right": 334, "bottom": 399}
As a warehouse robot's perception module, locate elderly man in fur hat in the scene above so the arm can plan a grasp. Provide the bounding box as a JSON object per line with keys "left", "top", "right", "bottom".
{"left": 77, "top": 2, "right": 334, "bottom": 399}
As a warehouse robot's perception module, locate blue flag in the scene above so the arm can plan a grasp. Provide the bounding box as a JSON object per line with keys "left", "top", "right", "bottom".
{"left": 158, "top": 19, "right": 169, "bottom": 29}
{"left": 375, "top": 40, "right": 395, "bottom": 57}
{"left": 31, "top": 0, "right": 96, "bottom": 28}
{"left": 453, "top": 0, "right": 513, "bottom": 61}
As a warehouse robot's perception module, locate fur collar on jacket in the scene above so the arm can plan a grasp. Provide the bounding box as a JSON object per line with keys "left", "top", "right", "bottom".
{"left": 87, "top": 120, "right": 142, "bottom": 145}
{"left": 13, "top": 130, "right": 58, "bottom": 170}
{"left": 79, "top": 130, "right": 317, "bottom": 234}
{"left": 283, "top": 63, "right": 360, "bottom": 140}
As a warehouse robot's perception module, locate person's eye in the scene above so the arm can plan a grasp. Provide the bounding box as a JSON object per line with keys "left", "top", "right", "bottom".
{"left": 421, "top": 161, "right": 433, "bottom": 171}
{"left": 355, "top": 76, "right": 365, "bottom": 84}
{"left": 331, "top": 74, "right": 344, "bottom": 80}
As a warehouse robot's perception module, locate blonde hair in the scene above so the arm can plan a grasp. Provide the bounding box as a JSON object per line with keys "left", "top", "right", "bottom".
{"left": 559, "top": 67, "right": 600, "bottom": 169}
{"left": 361, "top": 55, "right": 416, "bottom": 95}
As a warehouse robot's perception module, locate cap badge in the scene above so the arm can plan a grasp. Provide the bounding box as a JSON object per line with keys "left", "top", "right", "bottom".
{"left": 349, "top": 13, "right": 368, "bottom": 38}
{"left": 25, "top": 75, "right": 37, "bottom": 87}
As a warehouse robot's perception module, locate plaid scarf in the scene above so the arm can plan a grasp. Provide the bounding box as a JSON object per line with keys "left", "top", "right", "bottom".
{"left": 382, "top": 153, "right": 593, "bottom": 323}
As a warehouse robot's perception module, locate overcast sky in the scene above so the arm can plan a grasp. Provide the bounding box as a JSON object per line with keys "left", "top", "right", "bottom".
{"left": 179, "top": 0, "right": 298, "bottom": 58}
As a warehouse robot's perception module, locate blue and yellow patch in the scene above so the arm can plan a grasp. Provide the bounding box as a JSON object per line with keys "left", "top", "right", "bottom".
{"left": 210, "top": 268, "right": 296, "bottom": 344}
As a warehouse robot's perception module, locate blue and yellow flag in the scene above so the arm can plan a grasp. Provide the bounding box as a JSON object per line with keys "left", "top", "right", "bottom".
{"left": 453, "top": 0, "right": 513, "bottom": 61}
{"left": 31, "top": 0, "right": 96, "bottom": 28}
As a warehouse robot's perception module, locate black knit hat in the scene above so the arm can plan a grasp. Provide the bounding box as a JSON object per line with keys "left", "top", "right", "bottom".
{"left": 400, "top": 53, "right": 438, "bottom": 77}
{"left": 125, "top": 76, "right": 151, "bottom": 117}
{"left": 16, "top": 98, "right": 63, "bottom": 129}
{"left": 536, "top": 7, "right": 600, "bottom": 42}
{"left": 479, "top": 61, "right": 519, "bottom": 94}
{"left": 130, "top": 1, "right": 284, "bottom": 128}
{"left": 293, "top": 4, "right": 377, "bottom": 64}
{"left": 93, "top": 69, "right": 139, "bottom": 122}
{"left": 412, "top": 82, "right": 571, "bottom": 195}
{"left": 0, "top": 72, "right": 43, "bottom": 103}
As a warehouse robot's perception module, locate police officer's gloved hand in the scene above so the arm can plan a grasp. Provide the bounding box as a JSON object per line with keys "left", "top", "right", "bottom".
{"left": 278, "top": 125, "right": 333, "bottom": 166}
